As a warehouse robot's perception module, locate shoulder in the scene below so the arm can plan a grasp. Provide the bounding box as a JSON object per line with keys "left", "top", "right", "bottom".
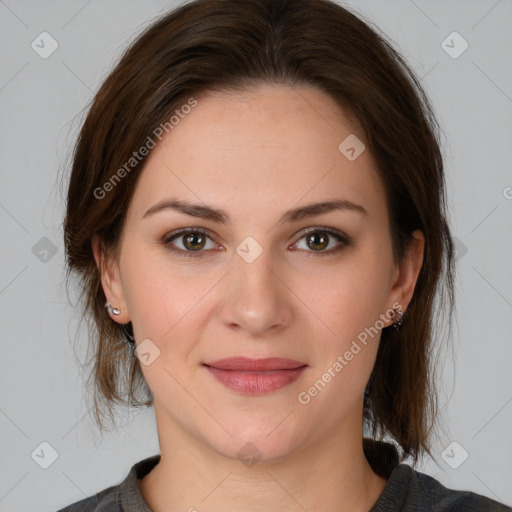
{"left": 56, "top": 483, "right": 121, "bottom": 511}
{"left": 56, "top": 454, "right": 160, "bottom": 512}
{"left": 412, "top": 470, "right": 512, "bottom": 512}
{"left": 414, "top": 469, "right": 512, "bottom": 511}
{"left": 365, "top": 441, "right": 511, "bottom": 512}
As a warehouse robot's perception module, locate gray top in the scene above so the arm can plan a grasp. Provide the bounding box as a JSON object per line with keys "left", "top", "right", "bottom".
{"left": 57, "top": 440, "right": 512, "bottom": 511}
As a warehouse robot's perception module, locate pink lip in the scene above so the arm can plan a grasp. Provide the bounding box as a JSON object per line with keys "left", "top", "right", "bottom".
{"left": 202, "top": 357, "right": 308, "bottom": 394}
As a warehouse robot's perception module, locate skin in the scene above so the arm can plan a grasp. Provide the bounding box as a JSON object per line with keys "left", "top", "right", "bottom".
{"left": 93, "top": 84, "right": 424, "bottom": 512}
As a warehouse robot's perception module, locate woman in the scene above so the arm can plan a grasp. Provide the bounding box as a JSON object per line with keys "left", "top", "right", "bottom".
{"left": 58, "top": 0, "right": 512, "bottom": 510}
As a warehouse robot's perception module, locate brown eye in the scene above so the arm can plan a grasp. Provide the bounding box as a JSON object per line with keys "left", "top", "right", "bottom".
{"left": 163, "top": 229, "right": 216, "bottom": 257}
{"left": 292, "top": 228, "right": 351, "bottom": 256}
{"left": 182, "top": 232, "right": 206, "bottom": 251}
{"left": 305, "top": 231, "right": 329, "bottom": 251}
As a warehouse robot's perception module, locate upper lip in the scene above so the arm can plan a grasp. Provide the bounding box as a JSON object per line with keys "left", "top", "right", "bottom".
{"left": 202, "top": 357, "right": 307, "bottom": 371}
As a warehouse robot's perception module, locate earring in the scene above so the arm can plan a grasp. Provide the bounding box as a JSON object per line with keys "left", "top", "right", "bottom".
{"left": 105, "top": 301, "right": 135, "bottom": 347}
{"left": 105, "top": 301, "right": 121, "bottom": 316}
{"left": 392, "top": 309, "right": 404, "bottom": 331}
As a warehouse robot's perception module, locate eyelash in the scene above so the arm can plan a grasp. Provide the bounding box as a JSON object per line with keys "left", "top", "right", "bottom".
{"left": 161, "top": 227, "right": 351, "bottom": 258}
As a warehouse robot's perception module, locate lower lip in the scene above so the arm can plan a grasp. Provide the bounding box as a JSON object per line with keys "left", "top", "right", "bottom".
{"left": 204, "top": 365, "right": 307, "bottom": 394}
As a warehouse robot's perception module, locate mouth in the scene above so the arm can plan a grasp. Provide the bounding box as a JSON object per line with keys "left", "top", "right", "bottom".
{"left": 202, "top": 357, "right": 308, "bottom": 394}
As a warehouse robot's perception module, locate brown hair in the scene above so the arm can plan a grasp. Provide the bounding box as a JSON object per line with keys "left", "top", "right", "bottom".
{"left": 63, "top": 0, "right": 454, "bottom": 463}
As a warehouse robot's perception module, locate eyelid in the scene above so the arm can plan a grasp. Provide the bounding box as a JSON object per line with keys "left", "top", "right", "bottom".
{"left": 162, "top": 227, "right": 212, "bottom": 242}
{"left": 294, "top": 225, "right": 350, "bottom": 243}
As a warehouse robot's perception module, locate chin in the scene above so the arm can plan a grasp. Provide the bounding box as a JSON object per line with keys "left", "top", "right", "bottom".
{"left": 202, "top": 416, "right": 308, "bottom": 466}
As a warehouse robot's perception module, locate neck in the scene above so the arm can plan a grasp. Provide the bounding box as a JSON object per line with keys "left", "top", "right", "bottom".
{"left": 139, "top": 407, "right": 387, "bottom": 512}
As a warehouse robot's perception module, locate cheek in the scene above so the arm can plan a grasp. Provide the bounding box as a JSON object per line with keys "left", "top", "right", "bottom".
{"left": 297, "top": 267, "right": 386, "bottom": 416}
{"left": 121, "top": 251, "right": 215, "bottom": 396}
{"left": 120, "top": 244, "right": 206, "bottom": 344}
{"left": 317, "top": 251, "right": 392, "bottom": 337}
{"left": 301, "top": 248, "right": 392, "bottom": 394}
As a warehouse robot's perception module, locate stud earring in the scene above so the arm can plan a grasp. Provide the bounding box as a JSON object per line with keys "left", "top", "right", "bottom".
{"left": 392, "top": 309, "right": 404, "bottom": 331}
{"left": 105, "top": 301, "right": 121, "bottom": 316}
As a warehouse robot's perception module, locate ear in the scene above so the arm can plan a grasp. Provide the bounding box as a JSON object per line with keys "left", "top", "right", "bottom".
{"left": 91, "top": 234, "right": 130, "bottom": 324}
{"left": 386, "top": 229, "right": 425, "bottom": 317}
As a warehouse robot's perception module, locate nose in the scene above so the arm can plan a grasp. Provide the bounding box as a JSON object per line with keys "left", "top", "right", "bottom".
{"left": 217, "top": 243, "right": 294, "bottom": 337}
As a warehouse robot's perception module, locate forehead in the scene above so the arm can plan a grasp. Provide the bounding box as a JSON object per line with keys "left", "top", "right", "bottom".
{"left": 127, "top": 84, "right": 386, "bottom": 224}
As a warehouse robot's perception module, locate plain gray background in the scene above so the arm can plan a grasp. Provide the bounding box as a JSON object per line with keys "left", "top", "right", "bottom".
{"left": 0, "top": 0, "right": 511, "bottom": 511}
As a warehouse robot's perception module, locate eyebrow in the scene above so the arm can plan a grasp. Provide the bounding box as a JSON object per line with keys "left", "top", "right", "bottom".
{"left": 142, "top": 197, "right": 367, "bottom": 225}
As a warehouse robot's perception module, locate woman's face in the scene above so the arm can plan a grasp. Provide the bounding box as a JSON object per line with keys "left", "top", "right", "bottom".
{"left": 98, "top": 84, "right": 423, "bottom": 461}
